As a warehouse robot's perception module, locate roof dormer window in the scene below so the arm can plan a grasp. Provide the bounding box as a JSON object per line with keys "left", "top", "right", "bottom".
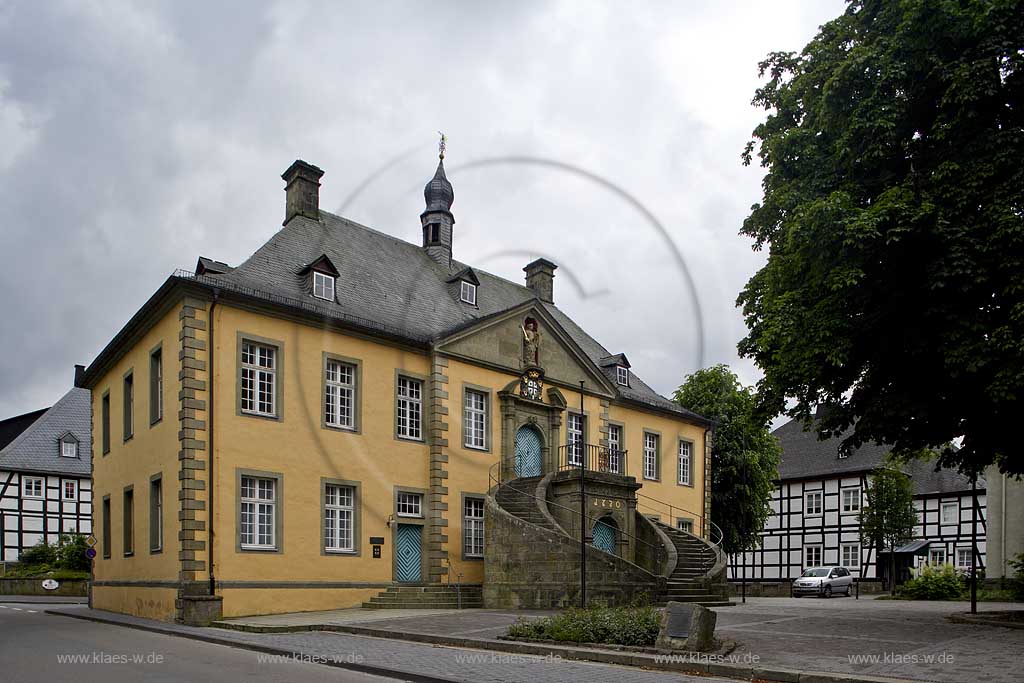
{"left": 616, "top": 365, "right": 629, "bottom": 386}
{"left": 460, "top": 280, "right": 477, "bottom": 305}
{"left": 313, "top": 271, "right": 335, "bottom": 301}
{"left": 59, "top": 433, "right": 79, "bottom": 458}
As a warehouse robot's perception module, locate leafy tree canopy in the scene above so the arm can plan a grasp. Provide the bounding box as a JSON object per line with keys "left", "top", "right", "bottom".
{"left": 674, "top": 365, "right": 781, "bottom": 555}
{"left": 738, "top": 0, "right": 1024, "bottom": 476}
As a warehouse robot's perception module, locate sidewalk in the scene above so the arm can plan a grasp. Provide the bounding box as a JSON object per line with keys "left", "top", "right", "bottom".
{"left": 46, "top": 606, "right": 742, "bottom": 683}
{"left": 0, "top": 594, "right": 87, "bottom": 604}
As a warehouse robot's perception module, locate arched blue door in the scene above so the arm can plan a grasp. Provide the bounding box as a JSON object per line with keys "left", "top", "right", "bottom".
{"left": 592, "top": 518, "right": 617, "bottom": 554}
{"left": 514, "top": 426, "right": 543, "bottom": 478}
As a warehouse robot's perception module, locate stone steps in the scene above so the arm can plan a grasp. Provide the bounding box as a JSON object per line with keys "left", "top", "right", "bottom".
{"left": 361, "top": 585, "right": 483, "bottom": 609}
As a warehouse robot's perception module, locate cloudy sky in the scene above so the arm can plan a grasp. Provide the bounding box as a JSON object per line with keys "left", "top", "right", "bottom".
{"left": 0, "top": 0, "right": 845, "bottom": 417}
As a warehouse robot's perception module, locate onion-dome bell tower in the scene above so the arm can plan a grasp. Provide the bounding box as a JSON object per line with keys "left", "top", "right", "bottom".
{"left": 421, "top": 133, "right": 455, "bottom": 266}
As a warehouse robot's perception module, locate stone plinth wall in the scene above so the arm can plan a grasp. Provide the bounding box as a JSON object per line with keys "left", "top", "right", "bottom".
{"left": 0, "top": 578, "right": 88, "bottom": 597}
{"left": 483, "top": 495, "right": 664, "bottom": 608}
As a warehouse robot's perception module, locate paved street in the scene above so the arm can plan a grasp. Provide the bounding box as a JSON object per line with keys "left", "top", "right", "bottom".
{"left": 717, "top": 597, "right": 1023, "bottom": 682}
{"left": 45, "top": 605, "right": 727, "bottom": 683}
{"left": 0, "top": 602, "right": 398, "bottom": 683}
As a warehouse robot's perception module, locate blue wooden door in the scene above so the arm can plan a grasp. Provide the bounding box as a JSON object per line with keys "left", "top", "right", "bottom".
{"left": 396, "top": 524, "right": 422, "bottom": 582}
{"left": 514, "top": 426, "right": 543, "bottom": 478}
{"left": 592, "top": 518, "right": 617, "bottom": 554}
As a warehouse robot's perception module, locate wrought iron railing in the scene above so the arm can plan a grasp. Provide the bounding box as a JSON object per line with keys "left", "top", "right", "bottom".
{"left": 636, "top": 492, "right": 725, "bottom": 575}
{"left": 557, "top": 443, "right": 628, "bottom": 475}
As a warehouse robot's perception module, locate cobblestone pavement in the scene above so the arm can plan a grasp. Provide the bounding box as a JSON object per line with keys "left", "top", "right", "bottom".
{"left": 217, "top": 597, "right": 1024, "bottom": 683}
{"left": 715, "top": 597, "right": 1023, "bottom": 683}
{"left": 49, "top": 606, "right": 722, "bottom": 683}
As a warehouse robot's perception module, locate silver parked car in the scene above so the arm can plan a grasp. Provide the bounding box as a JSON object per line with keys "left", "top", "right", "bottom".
{"left": 792, "top": 566, "right": 854, "bottom": 597}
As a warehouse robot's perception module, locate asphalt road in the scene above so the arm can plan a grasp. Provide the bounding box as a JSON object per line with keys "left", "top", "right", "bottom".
{"left": 0, "top": 602, "right": 401, "bottom": 683}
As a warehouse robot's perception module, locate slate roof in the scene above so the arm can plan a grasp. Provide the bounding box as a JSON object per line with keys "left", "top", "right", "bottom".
{"left": 201, "top": 209, "right": 705, "bottom": 423}
{"left": 773, "top": 417, "right": 981, "bottom": 496}
{"left": 0, "top": 408, "right": 46, "bottom": 451}
{"left": 0, "top": 388, "right": 91, "bottom": 477}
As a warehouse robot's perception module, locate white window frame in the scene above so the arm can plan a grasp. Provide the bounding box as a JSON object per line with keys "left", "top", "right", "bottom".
{"left": 396, "top": 376, "right": 423, "bottom": 441}
{"left": 324, "top": 484, "right": 355, "bottom": 553}
{"left": 567, "top": 413, "right": 584, "bottom": 466}
{"left": 460, "top": 280, "right": 477, "bottom": 305}
{"left": 22, "top": 476, "right": 43, "bottom": 499}
{"left": 396, "top": 492, "right": 423, "bottom": 518}
{"left": 804, "top": 544, "right": 823, "bottom": 568}
{"left": 63, "top": 480, "right": 77, "bottom": 501}
{"left": 325, "top": 359, "right": 356, "bottom": 430}
{"left": 678, "top": 440, "right": 692, "bottom": 486}
{"left": 313, "top": 271, "right": 335, "bottom": 301}
{"left": 60, "top": 439, "right": 77, "bottom": 458}
{"left": 940, "top": 502, "right": 958, "bottom": 525}
{"left": 616, "top": 365, "right": 628, "bottom": 386}
{"left": 804, "top": 490, "right": 823, "bottom": 516}
{"left": 463, "top": 497, "right": 484, "bottom": 558}
{"left": 676, "top": 518, "right": 693, "bottom": 534}
{"left": 241, "top": 342, "right": 277, "bottom": 417}
{"left": 643, "top": 432, "right": 659, "bottom": 480}
{"left": 606, "top": 424, "right": 622, "bottom": 474}
{"left": 240, "top": 476, "right": 277, "bottom": 549}
{"left": 956, "top": 547, "right": 972, "bottom": 571}
{"left": 842, "top": 487, "right": 861, "bottom": 513}
{"left": 463, "top": 389, "right": 487, "bottom": 450}
{"left": 841, "top": 542, "right": 860, "bottom": 569}
{"left": 929, "top": 547, "right": 946, "bottom": 565}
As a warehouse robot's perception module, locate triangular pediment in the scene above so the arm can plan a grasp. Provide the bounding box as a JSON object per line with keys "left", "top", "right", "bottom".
{"left": 435, "top": 302, "right": 616, "bottom": 397}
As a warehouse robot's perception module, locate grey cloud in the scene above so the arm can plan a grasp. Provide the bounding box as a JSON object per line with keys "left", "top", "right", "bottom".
{"left": 0, "top": 0, "right": 845, "bottom": 416}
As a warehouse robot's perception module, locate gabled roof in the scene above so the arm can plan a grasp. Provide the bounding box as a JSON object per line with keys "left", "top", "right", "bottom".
{"left": 773, "top": 417, "right": 981, "bottom": 496}
{"left": 195, "top": 257, "right": 233, "bottom": 276}
{"left": 297, "top": 253, "right": 340, "bottom": 277}
{"left": 209, "top": 210, "right": 706, "bottom": 423}
{"left": 0, "top": 408, "right": 46, "bottom": 451}
{"left": 446, "top": 267, "right": 480, "bottom": 286}
{"left": 599, "top": 353, "right": 630, "bottom": 368}
{"left": 0, "top": 388, "right": 91, "bottom": 477}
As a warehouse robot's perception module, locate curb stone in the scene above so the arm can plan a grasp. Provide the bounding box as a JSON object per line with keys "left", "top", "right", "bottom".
{"left": 49, "top": 607, "right": 920, "bottom": 683}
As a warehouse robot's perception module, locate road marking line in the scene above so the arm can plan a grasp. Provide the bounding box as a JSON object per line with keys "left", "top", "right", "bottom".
{"left": 11, "top": 607, "right": 23, "bottom": 611}
{"left": 27, "top": 610, "right": 38, "bottom": 613}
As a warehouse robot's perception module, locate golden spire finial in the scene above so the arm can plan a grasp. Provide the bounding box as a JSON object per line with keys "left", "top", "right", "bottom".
{"left": 438, "top": 131, "right": 447, "bottom": 160}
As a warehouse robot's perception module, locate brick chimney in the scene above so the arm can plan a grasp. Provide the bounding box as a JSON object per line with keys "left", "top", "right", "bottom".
{"left": 281, "top": 160, "right": 324, "bottom": 224}
{"left": 524, "top": 258, "right": 557, "bottom": 304}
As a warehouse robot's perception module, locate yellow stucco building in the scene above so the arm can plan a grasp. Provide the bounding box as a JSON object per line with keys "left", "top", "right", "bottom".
{"left": 80, "top": 155, "right": 722, "bottom": 623}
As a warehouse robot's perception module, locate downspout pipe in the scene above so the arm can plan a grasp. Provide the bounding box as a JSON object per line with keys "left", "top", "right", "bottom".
{"left": 207, "top": 291, "right": 219, "bottom": 596}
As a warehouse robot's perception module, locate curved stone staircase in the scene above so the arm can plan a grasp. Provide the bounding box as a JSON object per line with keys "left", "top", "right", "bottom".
{"left": 654, "top": 521, "right": 731, "bottom": 607}
{"left": 493, "top": 475, "right": 561, "bottom": 532}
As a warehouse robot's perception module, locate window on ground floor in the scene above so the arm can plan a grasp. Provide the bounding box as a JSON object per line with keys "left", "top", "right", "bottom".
{"left": 463, "top": 497, "right": 484, "bottom": 558}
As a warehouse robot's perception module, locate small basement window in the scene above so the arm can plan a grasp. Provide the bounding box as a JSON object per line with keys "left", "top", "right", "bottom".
{"left": 313, "top": 271, "right": 335, "bottom": 301}
{"left": 616, "top": 365, "right": 628, "bottom": 386}
{"left": 460, "top": 280, "right": 477, "bottom": 305}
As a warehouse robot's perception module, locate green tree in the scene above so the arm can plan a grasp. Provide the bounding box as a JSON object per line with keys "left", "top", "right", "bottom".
{"left": 737, "top": 0, "right": 1024, "bottom": 476}
{"left": 858, "top": 466, "right": 918, "bottom": 594}
{"left": 674, "top": 365, "right": 781, "bottom": 555}
{"left": 56, "top": 534, "right": 90, "bottom": 572}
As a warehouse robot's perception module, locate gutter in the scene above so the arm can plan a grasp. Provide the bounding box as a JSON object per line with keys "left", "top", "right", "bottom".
{"left": 208, "top": 291, "right": 219, "bottom": 596}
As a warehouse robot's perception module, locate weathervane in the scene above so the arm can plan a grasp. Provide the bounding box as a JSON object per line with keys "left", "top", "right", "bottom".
{"left": 438, "top": 131, "right": 447, "bottom": 160}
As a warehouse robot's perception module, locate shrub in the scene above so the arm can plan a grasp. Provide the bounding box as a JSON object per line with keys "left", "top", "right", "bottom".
{"left": 19, "top": 540, "right": 56, "bottom": 566}
{"left": 506, "top": 606, "right": 661, "bottom": 647}
{"left": 1009, "top": 553, "right": 1024, "bottom": 601}
{"left": 56, "top": 534, "right": 90, "bottom": 571}
{"left": 900, "top": 564, "right": 964, "bottom": 600}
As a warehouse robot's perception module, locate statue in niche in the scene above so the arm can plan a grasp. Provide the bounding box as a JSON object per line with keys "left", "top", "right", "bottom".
{"left": 521, "top": 317, "right": 541, "bottom": 366}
